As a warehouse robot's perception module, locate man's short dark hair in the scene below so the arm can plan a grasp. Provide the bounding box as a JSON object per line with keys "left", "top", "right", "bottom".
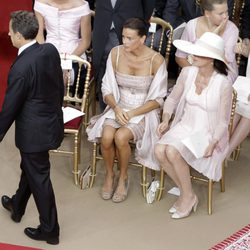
{"left": 10, "top": 11, "right": 39, "bottom": 40}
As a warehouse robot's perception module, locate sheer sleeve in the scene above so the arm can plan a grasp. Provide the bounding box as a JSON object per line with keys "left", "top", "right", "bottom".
{"left": 212, "top": 81, "right": 233, "bottom": 142}
{"left": 224, "top": 21, "right": 239, "bottom": 83}
{"left": 163, "top": 67, "right": 189, "bottom": 117}
{"left": 175, "top": 19, "right": 196, "bottom": 59}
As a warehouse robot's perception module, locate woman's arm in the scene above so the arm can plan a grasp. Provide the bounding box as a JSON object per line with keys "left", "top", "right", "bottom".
{"left": 34, "top": 11, "right": 45, "bottom": 44}
{"left": 127, "top": 100, "right": 160, "bottom": 120}
{"left": 162, "top": 66, "right": 188, "bottom": 119}
{"left": 71, "top": 14, "right": 91, "bottom": 56}
{"left": 213, "top": 82, "right": 233, "bottom": 143}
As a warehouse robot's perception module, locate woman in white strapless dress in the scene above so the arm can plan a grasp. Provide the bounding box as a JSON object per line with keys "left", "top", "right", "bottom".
{"left": 87, "top": 18, "right": 168, "bottom": 203}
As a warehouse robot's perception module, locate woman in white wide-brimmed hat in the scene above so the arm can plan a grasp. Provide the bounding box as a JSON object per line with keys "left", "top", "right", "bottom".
{"left": 154, "top": 32, "right": 233, "bottom": 219}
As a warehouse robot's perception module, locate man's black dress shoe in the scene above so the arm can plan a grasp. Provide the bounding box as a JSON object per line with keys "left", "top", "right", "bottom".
{"left": 24, "top": 227, "right": 59, "bottom": 245}
{"left": 1, "top": 195, "right": 22, "bottom": 223}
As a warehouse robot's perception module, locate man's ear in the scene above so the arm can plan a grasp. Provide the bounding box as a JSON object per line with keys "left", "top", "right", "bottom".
{"left": 16, "top": 32, "right": 23, "bottom": 40}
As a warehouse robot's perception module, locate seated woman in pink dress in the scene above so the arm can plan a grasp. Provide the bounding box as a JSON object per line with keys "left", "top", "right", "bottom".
{"left": 87, "top": 18, "right": 168, "bottom": 203}
{"left": 227, "top": 42, "right": 250, "bottom": 156}
{"left": 155, "top": 32, "right": 233, "bottom": 219}
{"left": 34, "top": 0, "right": 91, "bottom": 96}
{"left": 175, "top": 0, "right": 238, "bottom": 84}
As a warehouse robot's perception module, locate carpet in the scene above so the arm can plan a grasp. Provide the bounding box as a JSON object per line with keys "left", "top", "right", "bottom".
{"left": 210, "top": 224, "right": 250, "bottom": 250}
{"left": 0, "top": 242, "right": 42, "bottom": 250}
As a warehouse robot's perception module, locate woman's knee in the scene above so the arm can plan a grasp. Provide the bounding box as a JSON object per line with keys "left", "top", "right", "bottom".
{"left": 165, "top": 146, "right": 181, "bottom": 162}
{"left": 154, "top": 144, "right": 167, "bottom": 162}
{"left": 101, "top": 131, "right": 115, "bottom": 149}
{"left": 114, "top": 131, "right": 130, "bottom": 148}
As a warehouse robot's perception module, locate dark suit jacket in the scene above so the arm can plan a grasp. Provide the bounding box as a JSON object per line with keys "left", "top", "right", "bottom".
{"left": 162, "top": 0, "right": 201, "bottom": 28}
{"left": 0, "top": 42, "right": 64, "bottom": 153}
{"left": 92, "top": 0, "right": 155, "bottom": 77}
{"left": 241, "top": 0, "right": 250, "bottom": 38}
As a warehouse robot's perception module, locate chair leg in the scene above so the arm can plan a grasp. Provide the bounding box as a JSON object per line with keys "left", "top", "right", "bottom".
{"left": 208, "top": 179, "right": 213, "bottom": 215}
{"left": 156, "top": 168, "right": 165, "bottom": 201}
{"left": 220, "top": 161, "right": 225, "bottom": 192}
{"left": 91, "top": 83, "right": 96, "bottom": 116}
{"left": 73, "top": 133, "right": 80, "bottom": 185}
{"left": 233, "top": 144, "right": 241, "bottom": 161}
{"left": 141, "top": 166, "right": 148, "bottom": 198}
{"left": 89, "top": 142, "right": 97, "bottom": 188}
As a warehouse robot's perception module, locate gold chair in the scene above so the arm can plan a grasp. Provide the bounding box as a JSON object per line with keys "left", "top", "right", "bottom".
{"left": 230, "top": 36, "right": 244, "bottom": 161}
{"left": 232, "top": 0, "right": 246, "bottom": 30}
{"left": 85, "top": 10, "right": 96, "bottom": 124}
{"left": 156, "top": 90, "right": 238, "bottom": 215}
{"left": 81, "top": 18, "right": 173, "bottom": 197}
{"left": 52, "top": 54, "right": 91, "bottom": 185}
{"left": 148, "top": 17, "right": 173, "bottom": 66}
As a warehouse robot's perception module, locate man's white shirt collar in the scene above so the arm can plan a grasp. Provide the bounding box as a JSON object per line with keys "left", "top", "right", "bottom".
{"left": 18, "top": 40, "right": 36, "bottom": 55}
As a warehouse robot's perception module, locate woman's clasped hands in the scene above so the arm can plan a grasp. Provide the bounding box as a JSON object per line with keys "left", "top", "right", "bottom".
{"left": 114, "top": 106, "right": 134, "bottom": 125}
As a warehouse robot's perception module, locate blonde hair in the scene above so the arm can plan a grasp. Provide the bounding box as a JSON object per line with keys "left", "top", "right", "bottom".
{"left": 200, "top": 0, "right": 227, "bottom": 11}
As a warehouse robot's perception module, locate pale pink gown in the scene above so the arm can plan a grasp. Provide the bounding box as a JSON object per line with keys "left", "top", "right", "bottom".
{"left": 34, "top": 0, "right": 91, "bottom": 58}
{"left": 176, "top": 17, "right": 239, "bottom": 84}
{"left": 157, "top": 66, "right": 233, "bottom": 181}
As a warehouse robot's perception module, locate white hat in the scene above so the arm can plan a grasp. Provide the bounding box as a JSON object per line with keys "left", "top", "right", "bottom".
{"left": 174, "top": 32, "right": 228, "bottom": 65}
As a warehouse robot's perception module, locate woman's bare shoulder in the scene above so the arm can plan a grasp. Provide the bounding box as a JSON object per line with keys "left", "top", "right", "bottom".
{"left": 152, "top": 52, "right": 165, "bottom": 73}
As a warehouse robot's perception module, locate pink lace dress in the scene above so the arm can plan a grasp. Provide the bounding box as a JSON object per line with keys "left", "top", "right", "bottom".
{"left": 103, "top": 72, "right": 153, "bottom": 141}
{"left": 34, "top": 0, "right": 91, "bottom": 58}
{"left": 157, "top": 66, "right": 233, "bottom": 181}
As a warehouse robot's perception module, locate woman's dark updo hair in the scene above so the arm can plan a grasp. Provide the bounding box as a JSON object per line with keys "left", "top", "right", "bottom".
{"left": 123, "top": 17, "right": 150, "bottom": 37}
{"left": 214, "top": 59, "right": 228, "bottom": 76}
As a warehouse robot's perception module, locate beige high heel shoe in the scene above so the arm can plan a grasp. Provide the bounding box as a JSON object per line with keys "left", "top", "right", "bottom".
{"left": 172, "top": 196, "right": 198, "bottom": 219}
{"left": 112, "top": 179, "right": 129, "bottom": 203}
{"left": 101, "top": 176, "right": 115, "bottom": 200}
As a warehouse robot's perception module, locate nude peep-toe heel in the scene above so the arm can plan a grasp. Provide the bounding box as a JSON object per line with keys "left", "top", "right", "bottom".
{"left": 112, "top": 179, "right": 129, "bottom": 203}
{"left": 101, "top": 176, "right": 115, "bottom": 200}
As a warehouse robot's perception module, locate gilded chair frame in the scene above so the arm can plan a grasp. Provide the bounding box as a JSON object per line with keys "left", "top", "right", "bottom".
{"left": 52, "top": 54, "right": 91, "bottom": 185}
{"left": 148, "top": 17, "right": 173, "bottom": 67}
{"left": 231, "top": 37, "right": 244, "bottom": 161}
{"left": 232, "top": 0, "right": 246, "bottom": 29}
{"left": 156, "top": 90, "right": 238, "bottom": 215}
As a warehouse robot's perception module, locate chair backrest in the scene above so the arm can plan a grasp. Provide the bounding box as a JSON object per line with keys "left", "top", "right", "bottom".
{"left": 60, "top": 54, "right": 91, "bottom": 116}
{"left": 232, "top": 0, "right": 245, "bottom": 29}
{"left": 229, "top": 89, "right": 238, "bottom": 137}
{"left": 236, "top": 37, "right": 243, "bottom": 68}
{"left": 147, "top": 17, "right": 173, "bottom": 67}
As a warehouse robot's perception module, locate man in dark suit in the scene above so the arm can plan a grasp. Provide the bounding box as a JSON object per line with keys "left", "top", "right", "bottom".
{"left": 0, "top": 11, "right": 64, "bottom": 245}
{"left": 162, "top": 0, "right": 201, "bottom": 28}
{"left": 92, "top": 0, "right": 155, "bottom": 110}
